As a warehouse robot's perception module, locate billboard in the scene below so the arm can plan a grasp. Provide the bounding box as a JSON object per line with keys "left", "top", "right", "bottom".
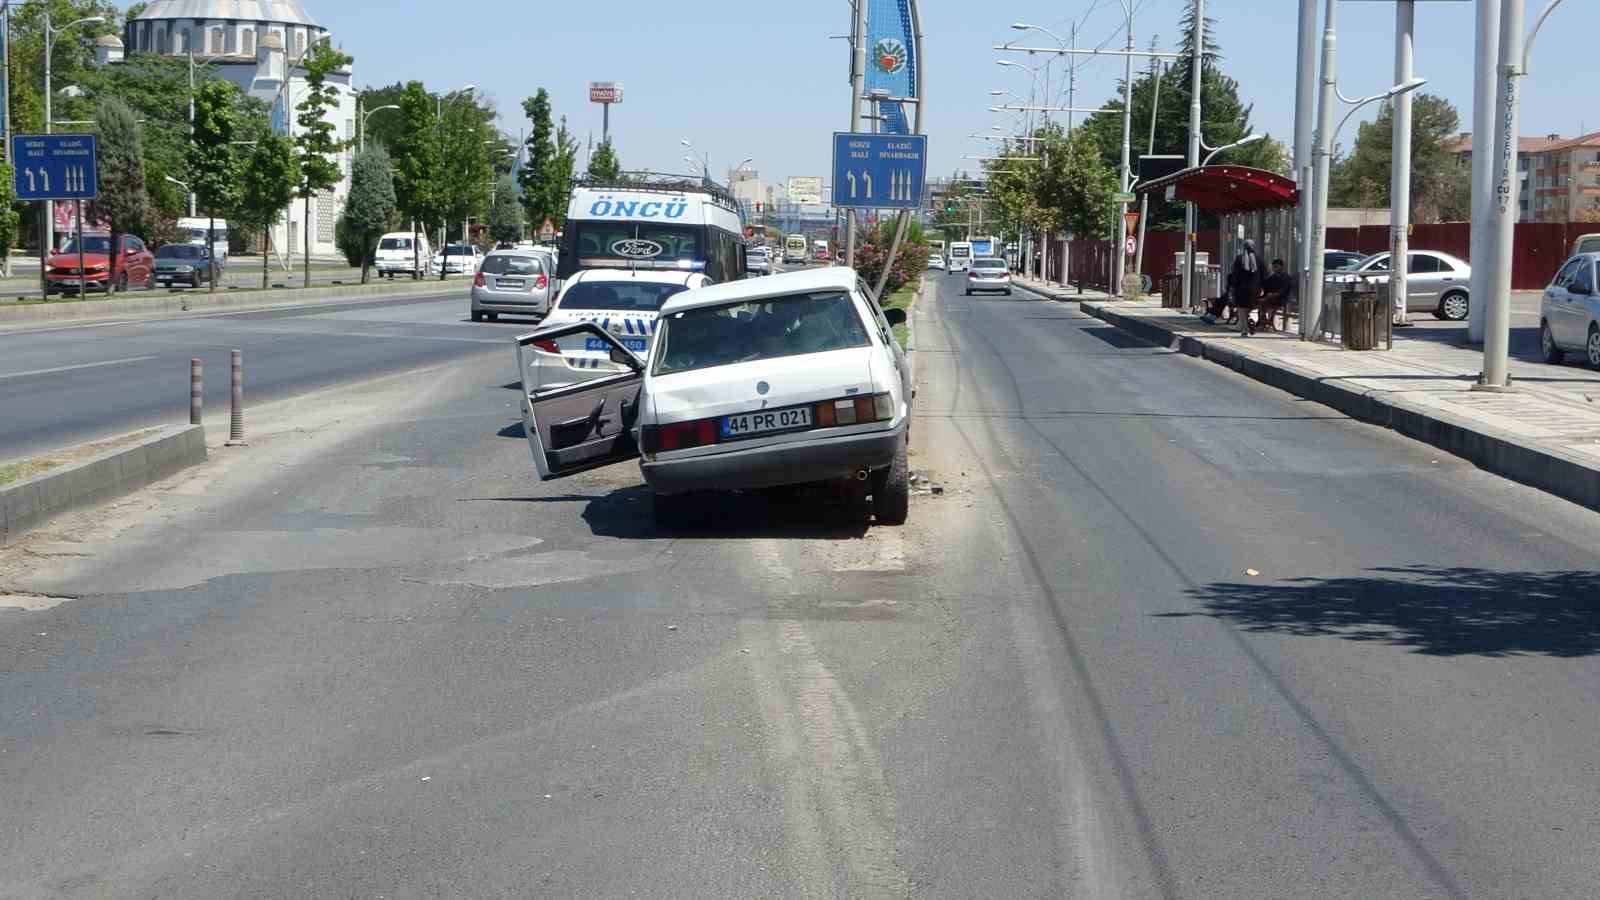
{"left": 864, "top": 0, "right": 916, "bottom": 100}
{"left": 589, "top": 82, "right": 623, "bottom": 104}
{"left": 787, "top": 176, "right": 824, "bottom": 205}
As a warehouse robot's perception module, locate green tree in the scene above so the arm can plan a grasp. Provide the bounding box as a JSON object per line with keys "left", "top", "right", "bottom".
{"left": 486, "top": 175, "right": 524, "bottom": 245}
{"left": 435, "top": 93, "right": 490, "bottom": 279}
{"left": 338, "top": 143, "right": 398, "bottom": 283}
{"left": 87, "top": 97, "right": 149, "bottom": 291}
{"left": 1328, "top": 94, "right": 1463, "bottom": 223}
{"left": 1040, "top": 129, "right": 1118, "bottom": 240}
{"left": 518, "top": 89, "right": 556, "bottom": 231}
{"left": 389, "top": 82, "right": 445, "bottom": 278}
{"left": 236, "top": 134, "right": 298, "bottom": 289}
{"left": 293, "top": 42, "right": 352, "bottom": 287}
{"left": 0, "top": 163, "right": 19, "bottom": 272}
{"left": 549, "top": 117, "right": 579, "bottom": 227}
{"left": 588, "top": 140, "right": 622, "bottom": 180}
{"left": 186, "top": 80, "right": 242, "bottom": 292}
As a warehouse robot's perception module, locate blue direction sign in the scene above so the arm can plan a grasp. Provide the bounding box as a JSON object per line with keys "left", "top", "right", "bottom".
{"left": 11, "top": 133, "right": 97, "bottom": 201}
{"left": 831, "top": 132, "right": 926, "bottom": 210}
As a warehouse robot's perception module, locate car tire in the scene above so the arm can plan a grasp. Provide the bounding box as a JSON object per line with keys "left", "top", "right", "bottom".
{"left": 1438, "top": 291, "right": 1469, "bottom": 321}
{"left": 191, "top": 271, "right": 201, "bottom": 289}
{"left": 964, "top": 289, "right": 972, "bottom": 296}
{"left": 471, "top": 310, "right": 483, "bottom": 322}
{"left": 1588, "top": 324, "right": 1600, "bottom": 371}
{"left": 1541, "top": 321, "right": 1565, "bottom": 364}
{"left": 1004, "top": 289, "right": 1013, "bottom": 296}
{"left": 486, "top": 312, "right": 499, "bottom": 322}
{"left": 870, "top": 435, "right": 910, "bottom": 526}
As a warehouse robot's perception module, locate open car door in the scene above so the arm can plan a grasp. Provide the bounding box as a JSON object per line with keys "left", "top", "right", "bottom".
{"left": 515, "top": 321, "right": 645, "bottom": 480}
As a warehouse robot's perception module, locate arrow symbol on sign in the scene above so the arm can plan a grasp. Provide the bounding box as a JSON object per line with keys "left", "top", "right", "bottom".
{"left": 23, "top": 168, "right": 35, "bottom": 192}
{"left": 845, "top": 171, "right": 856, "bottom": 198}
{"left": 862, "top": 171, "right": 873, "bottom": 199}
{"left": 41, "top": 169, "right": 49, "bottom": 192}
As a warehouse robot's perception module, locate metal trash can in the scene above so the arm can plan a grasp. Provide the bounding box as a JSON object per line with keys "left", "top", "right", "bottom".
{"left": 1160, "top": 273, "right": 1183, "bottom": 308}
{"left": 1341, "top": 283, "right": 1380, "bottom": 351}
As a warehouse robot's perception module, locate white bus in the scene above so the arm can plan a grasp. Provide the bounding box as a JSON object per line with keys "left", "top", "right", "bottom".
{"left": 948, "top": 241, "right": 973, "bottom": 272}
{"left": 784, "top": 233, "right": 808, "bottom": 265}
{"left": 175, "top": 217, "right": 229, "bottom": 264}
{"left": 560, "top": 177, "right": 746, "bottom": 282}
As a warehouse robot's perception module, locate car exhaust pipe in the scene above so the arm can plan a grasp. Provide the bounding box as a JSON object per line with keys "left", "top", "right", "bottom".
{"left": 854, "top": 469, "right": 870, "bottom": 481}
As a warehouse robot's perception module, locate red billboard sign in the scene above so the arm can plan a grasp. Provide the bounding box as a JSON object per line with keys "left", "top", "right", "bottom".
{"left": 589, "top": 82, "right": 623, "bottom": 104}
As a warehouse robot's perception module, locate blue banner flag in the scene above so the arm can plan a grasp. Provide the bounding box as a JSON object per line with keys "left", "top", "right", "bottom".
{"left": 864, "top": 0, "right": 916, "bottom": 100}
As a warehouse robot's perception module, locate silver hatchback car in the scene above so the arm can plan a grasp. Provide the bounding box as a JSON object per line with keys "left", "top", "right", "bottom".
{"left": 471, "top": 249, "right": 556, "bottom": 322}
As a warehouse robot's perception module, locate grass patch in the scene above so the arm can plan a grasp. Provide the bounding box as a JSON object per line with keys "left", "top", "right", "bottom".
{"left": 883, "top": 278, "right": 920, "bottom": 349}
{"left": 0, "top": 429, "right": 159, "bottom": 487}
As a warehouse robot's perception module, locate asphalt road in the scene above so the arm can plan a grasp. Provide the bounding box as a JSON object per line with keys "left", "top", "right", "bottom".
{"left": 0, "top": 287, "right": 516, "bottom": 461}
{"left": 0, "top": 260, "right": 396, "bottom": 301}
{"left": 2, "top": 272, "right": 1598, "bottom": 897}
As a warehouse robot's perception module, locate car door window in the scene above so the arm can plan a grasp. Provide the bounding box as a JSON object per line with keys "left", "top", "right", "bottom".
{"left": 1408, "top": 254, "right": 1441, "bottom": 274}
{"left": 1365, "top": 256, "right": 1391, "bottom": 272}
{"left": 1571, "top": 261, "right": 1594, "bottom": 296}
{"left": 1552, "top": 258, "right": 1583, "bottom": 290}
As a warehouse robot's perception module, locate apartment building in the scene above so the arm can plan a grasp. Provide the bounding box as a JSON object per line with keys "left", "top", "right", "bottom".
{"left": 1447, "top": 132, "right": 1566, "bottom": 222}
{"left": 1526, "top": 133, "right": 1600, "bottom": 223}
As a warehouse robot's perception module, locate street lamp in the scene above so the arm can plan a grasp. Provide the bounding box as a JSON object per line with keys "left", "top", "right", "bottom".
{"left": 1201, "top": 133, "right": 1264, "bottom": 166}
{"left": 681, "top": 138, "right": 710, "bottom": 185}
{"left": 358, "top": 103, "right": 399, "bottom": 152}
{"left": 1304, "top": 76, "right": 1427, "bottom": 340}
{"left": 38, "top": 12, "right": 105, "bottom": 295}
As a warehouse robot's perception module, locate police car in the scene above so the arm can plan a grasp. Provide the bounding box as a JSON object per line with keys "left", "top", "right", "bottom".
{"left": 522, "top": 268, "right": 710, "bottom": 390}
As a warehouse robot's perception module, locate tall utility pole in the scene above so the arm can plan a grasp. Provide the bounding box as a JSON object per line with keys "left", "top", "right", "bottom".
{"left": 1293, "top": 0, "right": 1317, "bottom": 331}
{"left": 1390, "top": 1, "right": 1415, "bottom": 328}
{"left": 1182, "top": 0, "right": 1204, "bottom": 313}
{"left": 41, "top": 6, "right": 53, "bottom": 297}
{"left": 1304, "top": 0, "right": 1340, "bottom": 339}
{"left": 1133, "top": 59, "right": 1163, "bottom": 278}
{"left": 844, "top": 0, "right": 867, "bottom": 268}
{"left": 1467, "top": 0, "right": 1501, "bottom": 344}
{"left": 1114, "top": 1, "right": 1135, "bottom": 295}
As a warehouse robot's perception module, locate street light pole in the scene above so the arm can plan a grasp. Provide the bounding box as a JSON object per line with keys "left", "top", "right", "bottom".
{"left": 1468, "top": 0, "right": 1502, "bottom": 344}
{"left": 1304, "top": 0, "right": 1339, "bottom": 339}
{"left": 1183, "top": 0, "right": 1204, "bottom": 313}
{"left": 1115, "top": 0, "right": 1135, "bottom": 296}
{"left": 845, "top": 0, "right": 867, "bottom": 269}
{"left": 37, "top": 11, "right": 105, "bottom": 298}
{"left": 358, "top": 101, "right": 398, "bottom": 152}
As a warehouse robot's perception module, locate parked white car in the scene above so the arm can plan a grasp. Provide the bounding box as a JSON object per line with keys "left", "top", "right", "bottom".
{"left": 1540, "top": 251, "right": 1600, "bottom": 369}
{"left": 522, "top": 268, "right": 709, "bottom": 390}
{"left": 515, "top": 267, "right": 912, "bottom": 526}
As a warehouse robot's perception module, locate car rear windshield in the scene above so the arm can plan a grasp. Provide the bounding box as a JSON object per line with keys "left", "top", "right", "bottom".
{"left": 973, "top": 258, "right": 1007, "bottom": 269}
{"left": 157, "top": 245, "right": 205, "bottom": 259}
{"left": 556, "top": 279, "right": 688, "bottom": 311}
{"left": 654, "top": 291, "right": 871, "bottom": 375}
{"left": 443, "top": 244, "right": 473, "bottom": 255}
{"left": 481, "top": 254, "right": 543, "bottom": 276}
{"left": 379, "top": 237, "right": 412, "bottom": 250}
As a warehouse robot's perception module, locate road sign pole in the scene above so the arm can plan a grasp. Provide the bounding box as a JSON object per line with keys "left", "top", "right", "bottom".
{"left": 41, "top": 7, "right": 51, "bottom": 300}
{"left": 75, "top": 199, "right": 83, "bottom": 295}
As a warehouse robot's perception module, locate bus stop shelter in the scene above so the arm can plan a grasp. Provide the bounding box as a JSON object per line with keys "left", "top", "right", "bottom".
{"left": 1136, "top": 165, "right": 1300, "bottom": 316}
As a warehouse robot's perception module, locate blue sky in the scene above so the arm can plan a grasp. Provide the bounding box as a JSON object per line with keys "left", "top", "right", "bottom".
{"left": 311, "top": 0, "right": 1598, "bottom": 186}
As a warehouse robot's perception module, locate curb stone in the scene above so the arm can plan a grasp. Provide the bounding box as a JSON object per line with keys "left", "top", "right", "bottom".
{"left": 0, "top": 424, "right": 207, "bottom": 545}
{"left": 1080, "top": 301, "right": 1600, "bottom": 514}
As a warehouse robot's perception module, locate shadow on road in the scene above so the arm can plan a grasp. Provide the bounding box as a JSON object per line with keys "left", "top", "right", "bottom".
{"left": 497, "top": 421, "right": 525, "bottom": 439}
{"left": 466, "top": 485, "right": 870, "bottom": 540}
{"left": 1165, "top": 566, "right": 1600, "bottom": 658}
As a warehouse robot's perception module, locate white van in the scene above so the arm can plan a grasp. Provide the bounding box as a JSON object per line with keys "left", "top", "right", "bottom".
{"left": 175, "top": 217, "right": 229, "bottom": 264}
{"left": 374, "top": 231, "right": 433, "bottom": 279}
{"left": 560, "top": 177, "right": 746, "bottom": 282}
{"left": 948, "top": 241, "right": 973, "bottom": 272}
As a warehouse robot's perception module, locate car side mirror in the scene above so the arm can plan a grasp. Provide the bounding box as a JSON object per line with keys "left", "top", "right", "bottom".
{"left": 609, "top": 346, "right": 637, "bottom": 366}
{"left": 883, "top": 307, "right": 907, "bottom": 327}
{"left": 126, "top": 247, "right": 138, "bottom": 256}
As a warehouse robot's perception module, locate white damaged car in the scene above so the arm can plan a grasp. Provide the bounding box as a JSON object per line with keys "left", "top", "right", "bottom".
{"left": 515, "top": 267, "right": 912, "bottom": 526}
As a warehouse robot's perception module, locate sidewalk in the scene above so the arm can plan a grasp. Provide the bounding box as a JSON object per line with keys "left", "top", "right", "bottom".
{"left": 1013, "top": 276, "right": 1600, "bottom": 513}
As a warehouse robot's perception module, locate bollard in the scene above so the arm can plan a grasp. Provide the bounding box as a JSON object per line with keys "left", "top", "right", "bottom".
{"left": 225, "top": 349, "right": 246, "bottom": 446}
{"left": 190, "top": 358, "right": 203, "bottom": 425}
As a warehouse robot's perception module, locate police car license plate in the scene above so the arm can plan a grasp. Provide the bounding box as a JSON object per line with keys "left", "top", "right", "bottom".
{"left": 585, "top": 337, "right": 646, "bottom": 353}
{"left": 721, "top": 405, "right": 812, "bottom": 439}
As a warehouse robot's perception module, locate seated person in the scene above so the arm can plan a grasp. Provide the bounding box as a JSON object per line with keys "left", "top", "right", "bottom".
{"left": 1258, "top": 259, "right": 1296, "bottom": 331}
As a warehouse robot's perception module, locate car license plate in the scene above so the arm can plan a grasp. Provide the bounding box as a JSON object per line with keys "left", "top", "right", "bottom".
{"left": 585, "top": 337, "right": 646, "bottom": 353}
{"left": 497, "top": 278, "right": 524, "bottom": 289}
{"left": 721, "top": 405, "right": 812, "bottom": 439}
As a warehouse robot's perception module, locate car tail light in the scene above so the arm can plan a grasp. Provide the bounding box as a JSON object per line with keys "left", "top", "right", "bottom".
{"left": 535, "top": 274, "right": 549, "bottom": 289}
{"left": 474, "top": 272, "right": 485, "bottom": 287}
{"left": 532, "top": 339, "right": 561, "bottom": 353}
{"left": 815, "top": 393, "right": 894, "bottom": 428}
{"left": 644, "top": 417, "right": 719, "bottom": 453}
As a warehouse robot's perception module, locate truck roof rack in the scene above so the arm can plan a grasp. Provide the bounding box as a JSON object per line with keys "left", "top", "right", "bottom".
{"left": 572, "top": 171, "right": 740, "bottom": 209}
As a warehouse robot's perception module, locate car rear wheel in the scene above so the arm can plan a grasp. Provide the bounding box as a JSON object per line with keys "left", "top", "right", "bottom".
{"left": 116, "top": 272, "right": 128, "bottom": 293}
{"left": 870, "top": 435, "right": 909, "bottom": 526}
{"left": 1588, "top": 325, "right": 1600, "bottom": 370}
{"left": 1438, "top": 291, "right": 1469, "bottom": 321}
{"left": 1541, "top": 321, "right": 1565, "bottom": 364}
{"left": 191, "top": 271, "right": 201, "bottom": 289}
{"left": 471, "top": 310, "right": 483, "bottom": 322}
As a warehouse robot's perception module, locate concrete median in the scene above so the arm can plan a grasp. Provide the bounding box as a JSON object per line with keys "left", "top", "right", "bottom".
{"left": 0, "top": 424, "right": 206, "bottom": 544}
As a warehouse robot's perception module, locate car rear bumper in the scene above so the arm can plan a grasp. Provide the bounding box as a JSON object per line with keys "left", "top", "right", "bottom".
{"left": 472, "top": 291, "right": 548, "bottom": 315}
{"left": 642, "top": 422, "right": 904, "bottom": 495}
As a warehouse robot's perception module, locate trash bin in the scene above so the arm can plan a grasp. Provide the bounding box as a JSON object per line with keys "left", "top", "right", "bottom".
{"left": 1341, "top": 283, "right": 1379, "bottom": 350}
{"left": 1161, "top": 273, "right": 1183, "bottom": 308}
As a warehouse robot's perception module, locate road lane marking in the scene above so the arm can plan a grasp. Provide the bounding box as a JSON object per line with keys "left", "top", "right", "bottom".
{"left": 0, "top": 355, "right": 158, "bottom": 381}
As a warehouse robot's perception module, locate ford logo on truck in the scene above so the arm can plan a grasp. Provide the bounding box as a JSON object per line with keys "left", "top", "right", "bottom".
{"left": 611, "top": 239, "right": 664, "bottom": 259}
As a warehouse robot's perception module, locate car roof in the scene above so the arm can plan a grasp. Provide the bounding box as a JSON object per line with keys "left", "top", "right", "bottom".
{"left": 661, "top": 267, "right": 859, "bottom": 315}
{"left": 565, "top": 268, "right": 703, "bottom": 286}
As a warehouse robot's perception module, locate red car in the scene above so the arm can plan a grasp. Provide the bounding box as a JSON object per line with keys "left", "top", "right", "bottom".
{"left": 46, "top": 234, "right": 155, "bottom": 295}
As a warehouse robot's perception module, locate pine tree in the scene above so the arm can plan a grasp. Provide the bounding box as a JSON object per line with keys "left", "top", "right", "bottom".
{"left": 293, "top": 43, "right": 352, "bottom": 287}
{"left": 518, "top": 89, "right": 556, "bottom": 231}
{"left": 340, "top": 143, "right": 398, "bottom": 282}
{"left": 588, "top": 140, "right": 622, "bottom": 180}
{"left": 87, "top": 97, "right": 148, "bottom": 292}
{"left": 487, "top": 175, "right": 523, "bottom": 245}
